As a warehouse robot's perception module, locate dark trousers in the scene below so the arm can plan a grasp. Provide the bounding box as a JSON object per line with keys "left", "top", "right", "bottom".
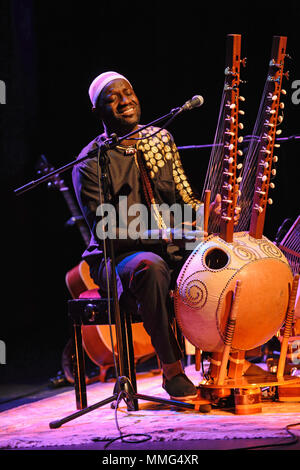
{"left": 89, "top": 251, "right": 183, "bottom": 364}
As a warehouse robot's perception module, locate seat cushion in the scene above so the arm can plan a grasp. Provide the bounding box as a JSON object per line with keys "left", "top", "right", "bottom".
{"left": 78, "top": 289, "right": 101, "bottom": 299}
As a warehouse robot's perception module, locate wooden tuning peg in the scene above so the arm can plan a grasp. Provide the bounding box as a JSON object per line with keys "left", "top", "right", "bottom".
{"left": 254, "top": 204, "right": 263, "bottom": 213}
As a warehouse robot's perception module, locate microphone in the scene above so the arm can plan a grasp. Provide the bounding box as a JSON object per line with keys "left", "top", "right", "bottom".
{"left": 181, "top": 95, "right": 204, "bottom": 112}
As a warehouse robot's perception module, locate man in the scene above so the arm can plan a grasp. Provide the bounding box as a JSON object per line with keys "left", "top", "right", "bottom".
{"left": 72, "top": 71, "right": 222, "bottom": 401}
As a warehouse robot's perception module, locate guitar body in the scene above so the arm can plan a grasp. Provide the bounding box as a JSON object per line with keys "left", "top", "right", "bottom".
{"left": 65, "top": 261, "right": 156, "bottom": 369}
{"left": 65, "top": 260, "right": 99, "bottom": 298}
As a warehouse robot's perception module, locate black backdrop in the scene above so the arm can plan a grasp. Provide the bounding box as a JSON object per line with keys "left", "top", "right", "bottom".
{"left": 1, "top": 0, "right": 299, "bottom": 385}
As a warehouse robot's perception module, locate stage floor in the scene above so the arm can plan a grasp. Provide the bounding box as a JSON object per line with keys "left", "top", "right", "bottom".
{"left": 1, "top": 362, "right": 300, "bottom": 452}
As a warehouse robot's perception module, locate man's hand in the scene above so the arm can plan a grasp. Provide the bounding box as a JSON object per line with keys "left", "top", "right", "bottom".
{"left": 210, "top": 193, "right": 241, "bottom": 226}
{"left": 162, "top": 224, "right": 207, "bottom": 247}
{"left": 233, "top": 205, "right": 241, "bottom": 225}
{"left": 181, "top": 221, "right": 208, "bottom": 237}
{"left": 210, "top": 193, "right": 222, "bottom": 216}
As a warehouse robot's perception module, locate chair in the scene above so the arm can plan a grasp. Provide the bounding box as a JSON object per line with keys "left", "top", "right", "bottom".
{"left": 68, "top": 288, "right": 144, "bottom": 411}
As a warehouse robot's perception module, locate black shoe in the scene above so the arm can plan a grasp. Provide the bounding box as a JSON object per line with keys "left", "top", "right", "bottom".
{"left": 162, "top": 373, "right": 198, "bottom": 401}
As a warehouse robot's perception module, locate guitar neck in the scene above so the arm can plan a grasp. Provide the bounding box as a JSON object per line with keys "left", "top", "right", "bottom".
{"left": 60, "top": 186, "right": 90, "bottom": 247}
{"left": 249, "top": 35, "right": 288, "bottom": 239}
{"left": 35, "top": 155, "right": 91, "bottom": 247}
{"left": 219, "top": 33, "right": 243, "bottom": 243}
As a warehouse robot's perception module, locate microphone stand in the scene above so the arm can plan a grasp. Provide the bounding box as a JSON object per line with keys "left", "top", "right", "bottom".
{"left": 14, "top": 104, "right": 201, "bottom": 430}
{"left": 14, "top": 106, "right": 183, "bottom": 197}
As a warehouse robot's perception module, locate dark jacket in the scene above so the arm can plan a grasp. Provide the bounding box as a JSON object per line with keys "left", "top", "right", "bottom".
{"left": 72, "top": 125, "right": 203, "bottom": 266}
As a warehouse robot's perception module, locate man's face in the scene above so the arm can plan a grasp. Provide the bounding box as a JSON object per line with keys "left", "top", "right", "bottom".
{"left": 97, "top": 78, "right": 141, "bottom": 135}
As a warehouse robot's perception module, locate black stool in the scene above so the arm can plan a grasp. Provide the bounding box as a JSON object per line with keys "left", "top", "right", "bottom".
{"left": 49, "top": 293, "right": 199, "bottom": 429}
{"left": 68, "top": 295, "right": 142, "bottom": 411}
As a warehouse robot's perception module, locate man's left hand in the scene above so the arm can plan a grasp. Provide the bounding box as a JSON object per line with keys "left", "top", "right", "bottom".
{"left": 210, "top": 193, "right": 241, "bottom": 226}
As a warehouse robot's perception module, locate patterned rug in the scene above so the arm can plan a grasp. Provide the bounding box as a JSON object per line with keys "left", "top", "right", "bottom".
{"left": 1, "top": 366, "right": 300, "bottom": 449}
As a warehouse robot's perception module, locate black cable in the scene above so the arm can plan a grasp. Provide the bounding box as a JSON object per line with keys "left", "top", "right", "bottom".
{"left": 230, "top": 422, "right": 300, "bottom": 451}
{"left": 96, "top": 147, "right": 153, "bottom": 448}
{"left": 103, "top": 390, "right": 152, "bottom": 449}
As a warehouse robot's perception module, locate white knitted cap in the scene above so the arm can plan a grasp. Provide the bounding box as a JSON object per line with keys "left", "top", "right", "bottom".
{"left": 88, "top": 71, "right": 132, "bottom": 108}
